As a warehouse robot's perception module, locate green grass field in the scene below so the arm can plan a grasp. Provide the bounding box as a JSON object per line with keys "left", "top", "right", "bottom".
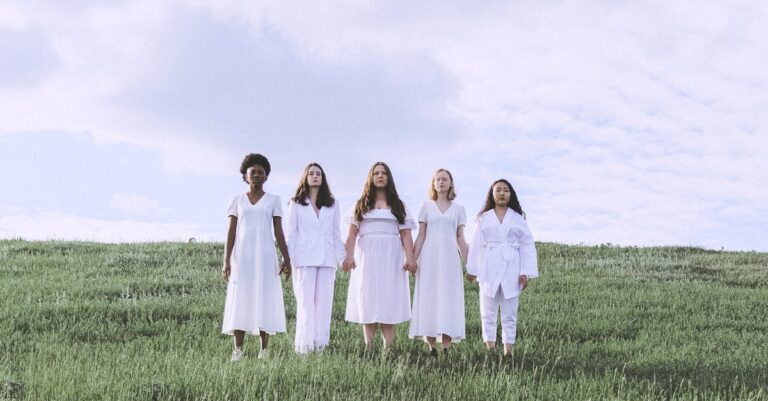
{"left": 1, "top": 240, "right": 767, "bottom": 400}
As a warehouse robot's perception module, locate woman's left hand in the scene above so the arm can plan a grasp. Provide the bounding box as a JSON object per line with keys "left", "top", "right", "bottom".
{"left": 403, "top": 259, "right": 417, "bottom": 273}
{"left": 280, "top": 259, "right": 292, "bottom": 279}
{"left": 518, "top": 274, "right": 529, "bottom": 290}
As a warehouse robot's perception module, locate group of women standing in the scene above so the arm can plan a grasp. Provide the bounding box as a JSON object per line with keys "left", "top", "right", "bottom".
{"left": 221, "top": 153, "right": 538, "bottom": 362}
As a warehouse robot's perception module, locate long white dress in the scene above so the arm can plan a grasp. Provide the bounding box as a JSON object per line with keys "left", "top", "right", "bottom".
{"left": 409, "top": 201, "right": 467, "bottom": 341}
{"left": 222, "top": 193, "right": 286, "bottom": 335}
{"left": 345, "top": 207, "right": 416, "bottom": 324}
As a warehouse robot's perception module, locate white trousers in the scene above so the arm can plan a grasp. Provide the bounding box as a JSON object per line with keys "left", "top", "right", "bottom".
{"left": 292, "top": 266, "right": 336, "bottom": 353}
{"left": 479, "top": 287, "right": 520, "bottom": 345}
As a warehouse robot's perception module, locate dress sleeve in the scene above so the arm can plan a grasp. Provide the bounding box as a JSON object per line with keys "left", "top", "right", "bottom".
{"left": 226, "top": 196, "right": 238, "bottom": 217}
{"left": 466, "top": 215, "right": 485, "bottom": 276}
{"left": 399, "top": 204, "right": 417, "bottom": 231}
{"left": 417, "top": 202, "right": 428, "bottom": 224}
{"left": 518, "top": 217, "right": 539, "bottom": 279}
{"left": 457, "top": 204, "right": 467, "bottom": 227}
{"left": 272, "top": 195, "right": 283, "bottom": 218}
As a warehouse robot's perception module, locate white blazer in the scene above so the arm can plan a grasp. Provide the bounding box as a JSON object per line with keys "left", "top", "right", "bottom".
{"left": 284, "top": 199, "right": 346, "bottom": 268}
{"left": 466, "top": 208, "right": 538, "bottom": 299}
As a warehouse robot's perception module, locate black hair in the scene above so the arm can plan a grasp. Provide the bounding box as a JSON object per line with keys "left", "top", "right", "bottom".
{"left": 240, "top": 153, "right": 271, "bottom": 183}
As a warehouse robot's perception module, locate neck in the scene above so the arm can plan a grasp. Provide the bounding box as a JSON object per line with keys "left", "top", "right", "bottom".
{"left": 375, "top": 189, "right": 387, "bottom": 201}
{"left": 494, "top": 204, "right": 508, "bottom": 213}
{"left": 308, "top": 187, "right": 319, "bottom": 201}
{"left": 249, "top": 185, "right": 264, "bottom": 195}
{"left": 436, "top": 192, "right": 449, "bottom": 202}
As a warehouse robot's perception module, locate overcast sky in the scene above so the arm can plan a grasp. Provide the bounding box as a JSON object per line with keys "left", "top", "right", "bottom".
{"left": 1, "top": 1, "right": 766, "bottom": 251}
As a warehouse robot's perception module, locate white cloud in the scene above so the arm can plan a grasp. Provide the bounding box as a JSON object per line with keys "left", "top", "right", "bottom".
{"left": 1, "top": 1, "right": 766, "bottom": 250}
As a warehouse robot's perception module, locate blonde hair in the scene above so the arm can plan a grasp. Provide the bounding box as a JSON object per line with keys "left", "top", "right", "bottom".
{"left": 428, "top": 168, "right": 457, "bottom": 201}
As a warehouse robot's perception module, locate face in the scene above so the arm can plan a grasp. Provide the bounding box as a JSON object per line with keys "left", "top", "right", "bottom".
{"left": 306, "top": 165, "right": 323, "bottom": 187}
{"left": 372, "top": 165, "right": 388, "bottom": 189}
{"left": 246, "top": 165, "right": 267, "bottom": 187}
{"left": 433, "top": 171, "right": 452, "bottom": 193}
{"left": 492, "top": 182, "right": 511, "bottom": 206}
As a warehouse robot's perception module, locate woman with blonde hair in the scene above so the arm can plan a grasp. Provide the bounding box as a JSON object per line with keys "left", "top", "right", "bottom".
{"left": 410, "top": 168, "right": 468, "bottom": 355}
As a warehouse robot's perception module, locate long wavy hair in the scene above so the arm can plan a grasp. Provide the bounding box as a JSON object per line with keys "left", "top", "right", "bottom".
{"left": 354, "top": 162, "right": 406, "bottom": 224}
{"left": 291, "top": 163, "right": 335, "bottom": 208}
{"left": 428, "top": 168, "right": 457, "bottom": 201}
{"left": 479, "top": 179, "right": 525, "bottom": 218}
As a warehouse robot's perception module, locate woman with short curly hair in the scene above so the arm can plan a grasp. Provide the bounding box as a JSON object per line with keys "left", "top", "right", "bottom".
{"left": 221, "top": 153, "right": 291, "bottom": 362}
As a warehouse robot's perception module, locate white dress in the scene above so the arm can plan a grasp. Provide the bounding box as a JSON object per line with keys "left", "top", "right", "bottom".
{"left": 345, "top": 207, "right": 416, "bottom": 324}
{"left": 222, "top": 193, "right": 286, "bottom": 335}
{"left": 409, "top": 201, "right": 467, "bottom": 341}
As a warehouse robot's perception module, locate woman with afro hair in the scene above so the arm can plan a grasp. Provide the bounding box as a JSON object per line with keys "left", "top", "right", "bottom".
{"left": 221, "top": 153, "right": 292, "bottom": 361}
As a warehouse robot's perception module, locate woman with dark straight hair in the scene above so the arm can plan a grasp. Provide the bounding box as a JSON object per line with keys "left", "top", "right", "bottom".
{"left": 466, "top": 179, "right": 538, "bottom": 356}
{"left": 342, "top": 162, "right": 417, "bottom": 350}
{"left": 284, "top": 163, "right": 346, "bottom": 354}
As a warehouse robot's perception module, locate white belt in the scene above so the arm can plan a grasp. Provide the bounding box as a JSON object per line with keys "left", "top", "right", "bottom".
{"left": 485, "top": 240, "right": 519, "bottom": 262}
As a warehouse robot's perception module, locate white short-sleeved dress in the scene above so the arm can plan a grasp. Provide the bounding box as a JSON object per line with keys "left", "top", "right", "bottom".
{"left": 345, "top": 207, "right": 416, "bottom": 324}
{"left": 409, "top": 201, "right": 467, "bottom": 341}
{"left": 222, "top": 193, "right": 286, "bottom": 335}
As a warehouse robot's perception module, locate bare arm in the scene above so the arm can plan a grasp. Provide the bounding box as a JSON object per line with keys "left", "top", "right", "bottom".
{"left": 413, "top": 222, "right": 427, "bottom": 260}
{"left": 222, "top": 216, "right": 237, "bottom": 281}
{"left": 401, "top": 229, "right": 417, "bottom": 273}
{"left": 456, "top": 225, "right": 468, "bottom": 264}
{"left": 273, "top": 216, "right": 292, "bottom": 279}
{"left": 342, "top": 224, "right": 359, "bottom": 272}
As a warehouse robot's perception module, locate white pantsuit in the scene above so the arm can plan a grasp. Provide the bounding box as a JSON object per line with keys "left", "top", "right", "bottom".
{"left": 466, "top": 208, "right": 538, "bottom": 345}
{"left": 284, "top": 199, "right": 346, "bottom": 353}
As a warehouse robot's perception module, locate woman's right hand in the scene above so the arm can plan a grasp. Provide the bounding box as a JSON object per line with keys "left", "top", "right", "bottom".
{"left": 222, "top": 261, "right": 231, "bottom": 282}
{"left": 466, "top": 274, "right": 476, "bottom": 283}
{"left": 342, "top": 255, "right": 356, "bottom": 272}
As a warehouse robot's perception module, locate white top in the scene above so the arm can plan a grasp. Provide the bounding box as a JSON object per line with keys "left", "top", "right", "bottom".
{"left": 284, "top": 198, "right": 346, "bottom": 268}
{"left": 466, "top": 208, "right": 538, "bottom": 299}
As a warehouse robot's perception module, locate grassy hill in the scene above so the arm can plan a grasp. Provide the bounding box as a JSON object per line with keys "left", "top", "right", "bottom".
{"left": 1, "top": 240, "right": 766, "bottom": 400}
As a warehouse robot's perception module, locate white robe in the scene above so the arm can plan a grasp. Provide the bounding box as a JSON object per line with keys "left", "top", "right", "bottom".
{"left": 466, "top": 208, "right": 538, "bottom": 299}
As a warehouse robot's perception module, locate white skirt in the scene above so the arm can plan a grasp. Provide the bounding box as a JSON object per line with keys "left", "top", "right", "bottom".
{"left": 345, "top": 234, "right": 411, "bottom": 324}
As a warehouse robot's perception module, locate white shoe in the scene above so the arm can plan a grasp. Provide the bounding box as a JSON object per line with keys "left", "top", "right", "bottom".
{"left": 230, "top": 347, "right": 244, "bottom": 362}
{"left": 258, "top": 349, "right": 269, "bottom": 359}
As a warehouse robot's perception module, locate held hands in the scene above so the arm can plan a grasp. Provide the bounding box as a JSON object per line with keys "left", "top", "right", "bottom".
{"left": 280, "top": 259, "right": 292, "bottom": 280}
{"left": 519, "top": 274, "right": 529, "bottom": 290}
{"left": 342, "top": 255, "right": 356, "bottom": 272}
{"left": 466, "top": 274, "right": 476, "bottom": 283}
{"left": 403, "top": 259, "right": 417, "bottom": 274}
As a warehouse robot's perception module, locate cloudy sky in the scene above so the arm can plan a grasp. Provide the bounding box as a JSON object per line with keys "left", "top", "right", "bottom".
{"left": 1, "top": 1, "right": 766, "bottom": 251}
